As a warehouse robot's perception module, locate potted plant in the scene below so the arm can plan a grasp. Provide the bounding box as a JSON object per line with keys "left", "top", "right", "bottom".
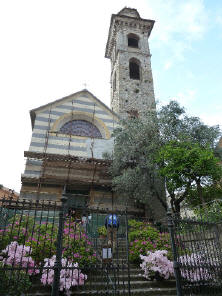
{"left": 97, "top": 226, "right": 107, "bottom": 239}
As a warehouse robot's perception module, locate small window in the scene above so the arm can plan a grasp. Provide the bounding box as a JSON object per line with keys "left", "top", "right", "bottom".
{"left": 113, "top": 71, "right": 116, "bottom": 91}
{"left": 129, "top": 58, "right": 140, "bottom": 80}
{"left": 127, "top": 109, "right": 139, "bottom": 119}
{"left": 128, "top": 34, "right": 139, "bottom": 48}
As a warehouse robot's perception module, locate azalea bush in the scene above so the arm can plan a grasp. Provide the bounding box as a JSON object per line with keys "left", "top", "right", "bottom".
{"left": 0, "top": 216, "right": 58, "bottom": 264}
{"left": 0, "top": 215, "right": 34, "bottom": 250}
{"left": 0, "top": 216, "right": 92, "bottom": 295}
{"left": 25, "top": 222, "right": 58, "bottom": 264}
{"left": 179, "top": 252, "right": 219, "bottom": 282}
{"left": 0, "top": 215, "right": 96, "bottom": 268}
{"left": 0, "top": 241, "right": 39, "bottom": 296}
{"left": 140, "top": 250, "right": 174, "bottom": 280}
{"left": 0, "top": 241, "right": 88, "bottom": 295}
{"left": 1, "top": 241, "right": 39, "bottom": 275}
{"left": 62, "top": 221, "right": 97, "bottom": 269}
{"left": 41, "top": 255, "right": 87, "bottom": 296}
{"left": 128, "top": 220, "right": 172, "bottom": 263}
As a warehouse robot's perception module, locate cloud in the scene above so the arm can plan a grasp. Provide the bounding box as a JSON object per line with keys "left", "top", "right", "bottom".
{"left": 170, "top": 89, "right": 197, "bottom": 106}
{"left": 217, "top": 16, "right": 222, "bottom": 25}
{"left": 147, "top": 0, "right": 208, "bottom": 61}
{"left": 216, "top": 14, "right": 222, "bottom": 38}
{"left": 164, "top": 61, "right": 173, "bottom": 70}
{"left": 199, "top": 113, "right": 222, "bottom": 128}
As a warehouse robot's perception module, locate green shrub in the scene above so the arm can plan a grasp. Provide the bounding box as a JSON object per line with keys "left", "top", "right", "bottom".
{"left": 128, "top": 219, "right": 144, "bottom": 230}
{"left": 129, "top": 226, "right": 160, "bottom": 242}
{"left": 194, "top": 200, "right": 222, "bottom": 223}
{"left": 0, "top": 262, "right": 32, "bottom": 296}
{"left": 97, "top": 226, "right": 107, "bottom": 236}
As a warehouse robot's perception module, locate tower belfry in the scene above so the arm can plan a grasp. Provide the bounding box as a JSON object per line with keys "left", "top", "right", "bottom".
{"left": 105, "top": 7, "right": 156, "bottom": 117}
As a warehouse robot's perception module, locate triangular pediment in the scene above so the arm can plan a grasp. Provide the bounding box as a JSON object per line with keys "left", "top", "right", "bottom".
{"left": 30, "top": 89, "right": 119, "bottom": 129}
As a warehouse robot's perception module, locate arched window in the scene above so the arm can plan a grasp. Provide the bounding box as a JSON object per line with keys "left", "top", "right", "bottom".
{"left": 128, "top": 33, "right": 139, "bottom": 48}
{"left": 129, "top": 58, "right": 140, "bottom": 80}
{"left": 60, "top": 120, "right": 102, "bottom": 138}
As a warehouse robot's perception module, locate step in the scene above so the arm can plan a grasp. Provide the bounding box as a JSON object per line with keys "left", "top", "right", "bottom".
{"left": 90, "top": 273, "right": 144, "bottom": 282}
{"left": 29, "top": 280, "right": 176, "bottom": 295}
{"left": 82, "top": 266, "right": 141, "bottom": 276}
{"left": 71, "top": 287, "right": 177, "bottom": 295}
{"left": 83, "top": 280, "right": 176, "bottom": 290}
{"left": 88, "top": 276, "right": 176, "bottom": 287}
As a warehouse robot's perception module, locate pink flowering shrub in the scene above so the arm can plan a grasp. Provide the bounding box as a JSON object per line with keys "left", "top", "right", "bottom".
{"left": 0, "top": 215, "right": 97, "bottom": 269}
{"left": 128, "top": 220, "right": 172, "bottom": 263}
{"left": 25, "top": 223, "right": 58, "bottom": 264}
{"left": 0, "top": 241, "right": 37, "bottom": 295}
{"left": 0, "top": 215, "right": 34, "bottom": 250}
{"left": 41, "top": 255, "right": 87, "bottom": 295}
{"left": 140, "top": 250, "right": 174, "bottom": 280}
{"left": 179, "top": 253, "right": 219, "bottom": 282}
{"left": 1, "top": 241, "right": 39, "bottom": 275}
{"left": 62, "top": 220, "right": 97, "bottom": 269}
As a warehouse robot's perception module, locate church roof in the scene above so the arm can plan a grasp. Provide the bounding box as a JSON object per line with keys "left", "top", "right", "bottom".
{"left": 30, "top": 89, "right": 120, "bottom": 129}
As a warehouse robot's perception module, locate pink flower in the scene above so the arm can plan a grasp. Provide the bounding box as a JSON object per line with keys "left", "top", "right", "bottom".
{"left": 41, "top": 256, "right": 87, "bottom": 293}
{"left": 2, "top": 242, "right": 39, "bottom": 275}
{"left": 140, "top": 250, "right": 174, "bottom": 280}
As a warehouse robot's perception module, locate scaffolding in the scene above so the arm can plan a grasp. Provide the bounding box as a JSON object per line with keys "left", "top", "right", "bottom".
{"left": 22, "top": 97, "right": 115, "bottom": 210}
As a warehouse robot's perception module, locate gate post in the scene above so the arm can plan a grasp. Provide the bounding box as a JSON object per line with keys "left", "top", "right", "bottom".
{"left": 124, "top": 208, "right": 131, "bottom": 296}
{"left": 167, "top": 210, "right": 183, "bottom": 296}
{"left": 51, "top": 189, "right": 67, "bottom": 296}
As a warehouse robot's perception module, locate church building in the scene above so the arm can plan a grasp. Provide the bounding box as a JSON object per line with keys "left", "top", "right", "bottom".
{"left": 20, "top": 8, "right": 165, "bottom": 220}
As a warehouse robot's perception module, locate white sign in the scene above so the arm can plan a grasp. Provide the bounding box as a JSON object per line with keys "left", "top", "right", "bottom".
{"left": 102, "top": 248, "right": 112, "bottom": 259}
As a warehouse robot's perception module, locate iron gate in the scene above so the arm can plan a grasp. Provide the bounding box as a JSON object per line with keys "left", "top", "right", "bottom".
{"left": 168, "top": 211, "right": 222, "bottom": 296}
{"left": 0, "top": 196, "right": 131, "bottom": 295}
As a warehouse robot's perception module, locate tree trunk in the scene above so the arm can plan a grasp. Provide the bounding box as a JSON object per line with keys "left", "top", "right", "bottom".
{"left": 196, "top": 179, "right": 204, "bottom": 205}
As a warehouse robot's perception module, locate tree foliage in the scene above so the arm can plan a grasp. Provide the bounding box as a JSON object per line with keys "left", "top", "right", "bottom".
{"left": 108, "top": 100, "right": 221, "bottom": 214}
{"left": 111, "top": 109, "right": 167, "bottom": 210}
{"left": 156, "top": 141, "right": 222, "bottom": 213}
{"left": 186, "top": 182, "right": 222, "bottom": 208}
{"left": 158, "top": 101, "right": 220, "bottom": 148}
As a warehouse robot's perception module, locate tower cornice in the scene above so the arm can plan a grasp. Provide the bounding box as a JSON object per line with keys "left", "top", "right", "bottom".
{"left": 105, "top": 13, "right": 154, "bottom": 59}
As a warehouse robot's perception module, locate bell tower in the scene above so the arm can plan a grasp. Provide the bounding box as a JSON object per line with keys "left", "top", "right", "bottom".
{"left": 105, "top": 7, "right": 156, "bottom": 117}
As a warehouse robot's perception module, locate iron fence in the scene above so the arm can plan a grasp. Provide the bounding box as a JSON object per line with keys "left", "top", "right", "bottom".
{"left": 0, "top": 197, "right": 131, "bottom": 296}
{"left": 168, "top": 210, "right": 222, "bottom": 296}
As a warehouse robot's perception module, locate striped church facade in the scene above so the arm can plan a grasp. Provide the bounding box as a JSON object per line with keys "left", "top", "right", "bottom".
{"left": 20, "top": 90, "right": 128, "bottom": 212}
{"left": 22, "top": 90, "right": 118, "bottom": 180}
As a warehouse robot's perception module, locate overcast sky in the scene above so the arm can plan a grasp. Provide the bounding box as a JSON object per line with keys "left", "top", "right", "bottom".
{"left": 0, "top": 0, "right": 222, "bottom": 192}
